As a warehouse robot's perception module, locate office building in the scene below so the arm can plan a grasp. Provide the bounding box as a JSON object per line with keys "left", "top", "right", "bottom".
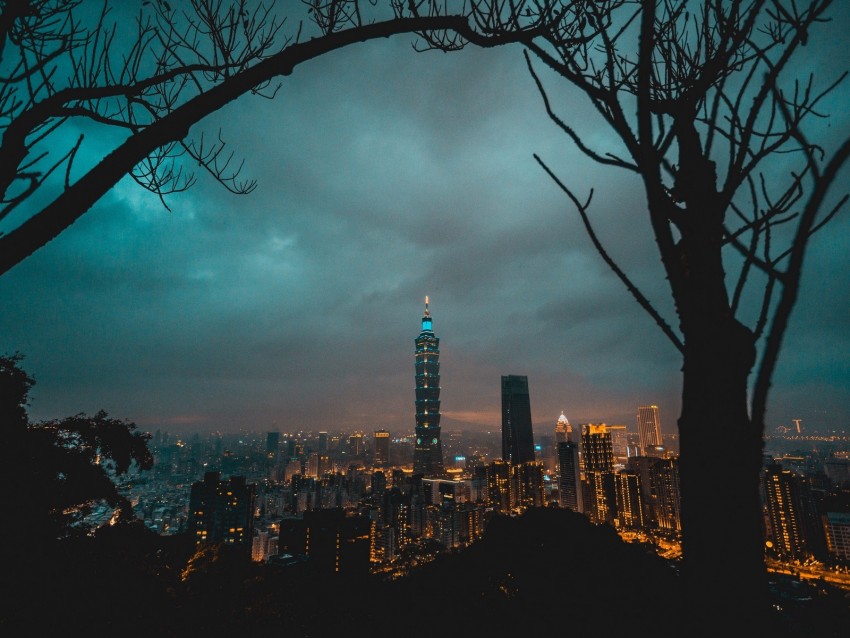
{"left": 349, "top": 433, "right": 363, "bottom": 456}
{"left": 413, "top": 296, "right": 445, "bottom": 477}
{"left": 581, "top": 424, "right": 617, "bottom": 525}
{"left": 501, "top": 375, "right": 535, "bottom": 465}
{"left": 557, "top": 440, "right": 583, "bottom": 513}
{"left": 637, "top": 405, "right": 663, "bottom": 456}
{"left": 824, "top": 512, "right": 850, "bottom": 561}
{"left": 514, "top": 461, "right": 545, "bottom": 509}
{"left": 487, "top": 459, "right": 513, "bottom": 514}
{"left": 374, "top": 429, "right": 390, "bottom": 467}
{"left": 614, "top": 470, "right": 645, "bottom": 530}
{"left": 652, "top": 456, "right": 682, "bottom": 533}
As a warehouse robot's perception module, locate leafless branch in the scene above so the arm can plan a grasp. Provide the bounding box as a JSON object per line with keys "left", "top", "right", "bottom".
{"left": 534, "top": 152, "right": 684, "bottom": 353}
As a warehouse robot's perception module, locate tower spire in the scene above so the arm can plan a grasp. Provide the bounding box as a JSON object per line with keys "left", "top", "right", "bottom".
{"left": 424, "top": 295, "right": 430, "bottom": 317}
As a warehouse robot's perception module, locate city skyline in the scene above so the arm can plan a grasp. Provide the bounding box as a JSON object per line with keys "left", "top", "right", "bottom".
{"left": 1, "top": 6, "right": 849, "bottom": 436}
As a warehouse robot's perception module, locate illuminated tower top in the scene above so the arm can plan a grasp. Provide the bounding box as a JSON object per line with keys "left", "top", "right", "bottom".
{"left": 555, "top": 412, "right": 572, "bottom": 443}
{"left": 422, "top": 295, "right": 432, "bottom": 331}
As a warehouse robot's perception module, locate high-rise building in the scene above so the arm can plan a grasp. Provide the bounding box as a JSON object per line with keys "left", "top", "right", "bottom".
{"left": 651, "top": 456, "right": 682, "bottom": 533}
{"left": 513, "top": 461, "right": 545, "bottom": 509}
{"left": 487, "top": 459, "right": 513, "bottom": 514}
{"left": 501, "top": 375, "right": 535, "bottom": 465}
{"left": 581, "top": 424, "right": 617, "bottom": 525}
{"left": 581, "top": 424, "right": 615, "bottom": 473}
{"left": 374, "top": 429, "right": 390, "bottom": 467}
{"left": 763, "top": 461, "right": 808, "bottom": 560}
{"left": 824, "top": 512, "right": 850, "bottom": 562}
{"left": 557, "top": 440, "right": 583, "bottom": 512}
{"left": 349, "top": 433, "right": 363, "bottom": 456}
{"left": 614, "top": 470, "right": 646, "bottom": 530}
{"left": 637, "top": 405, "right": 663, "bottom": 456}
{"left": 266, "top": 431, "right": 280, "bottom": 458}
{"left": 413, "top": 296, "right": 445, "bottom": 478}
{"left": 188, "top": 471, "right": 257, "bottom": 554}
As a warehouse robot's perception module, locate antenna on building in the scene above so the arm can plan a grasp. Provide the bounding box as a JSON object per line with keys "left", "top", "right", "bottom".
{"left": 424, "top": 295, "right": 430, "bottom": 316}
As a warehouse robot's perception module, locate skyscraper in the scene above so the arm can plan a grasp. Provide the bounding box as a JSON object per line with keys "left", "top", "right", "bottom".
{"left": 581, "top": 423, "right": 616, "bottom": 525}
{"left": 557, "top": 440, "right": 583, "bottom": 512}
{"left": 763, "top": 461, "right": 808, "bottom": 560}
{"left": 413, "top": 296, "right": 445, "bottom": 478}
{"left": 501, "top": 375, "right": 535, "bottom": 465}
{"left": 637, "top": 405, "right": 663, "bottom": 456}
{"left": 374, "top": 429, "right": 390, "bottom": 467}
{"left": 266, "top": 431, "right": 280, "bottom": 460}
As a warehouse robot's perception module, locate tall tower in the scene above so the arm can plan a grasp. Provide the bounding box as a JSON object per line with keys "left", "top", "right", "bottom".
{"left": 413, "top": 296, "right": 445, "bottom": 477}
{"left": 501, "top": 375, "right": 535, "bottom": 465}
{"left": 637, "top": 405, "right": 663, "bottom": 456}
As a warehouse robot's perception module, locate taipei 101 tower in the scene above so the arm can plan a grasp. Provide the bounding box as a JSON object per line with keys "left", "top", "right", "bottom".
{"left": 413, "top": 296, "right": 445, "bottom": 477}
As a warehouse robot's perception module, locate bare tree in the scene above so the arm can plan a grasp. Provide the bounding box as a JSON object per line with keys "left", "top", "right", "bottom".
{"left": 519, "top": 0, "right": 850, "bottom": 634}
{"left": 4, "top": 0, "right": 849, "bottom": 634}
{"left": 0, "top": 0, "right": 560, "bottom": 275}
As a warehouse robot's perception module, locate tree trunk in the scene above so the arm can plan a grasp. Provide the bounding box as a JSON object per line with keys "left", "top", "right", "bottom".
{"left": 677, "top": 317, "right": 770, "bottom": 636}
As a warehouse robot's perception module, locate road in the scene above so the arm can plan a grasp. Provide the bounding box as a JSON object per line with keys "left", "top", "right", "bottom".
{"left": 620, "top": 531, "right": 850, "bottom": 591}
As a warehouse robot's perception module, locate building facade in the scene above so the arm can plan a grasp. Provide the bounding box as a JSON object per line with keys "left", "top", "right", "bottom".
{"left": 763, "top": 461, "right": 809, "bottom": 560}
{"left": 501, "top": 375, "right": 535, "bottom": 465}
{"left": 557, "top": 440, "right": 583, "bottom": 513}
{"left": 581, "top": 424, "right": 617, "bottom": 525}
{"left": 637, "top": 405, "right": 663, "bottom": 456}
{"left": 374, "top": 429, "right": 390, "bottom": 467}
{"left": 413, "top": 296, "right": 445, "bottom": 477}
{"left": 188, "top": 471, "right": 257, "bottom": 554}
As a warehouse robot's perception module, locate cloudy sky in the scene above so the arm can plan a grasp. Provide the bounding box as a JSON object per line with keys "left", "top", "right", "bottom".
{"left": 2, "top": 3, "right": 849, "bottom": 437}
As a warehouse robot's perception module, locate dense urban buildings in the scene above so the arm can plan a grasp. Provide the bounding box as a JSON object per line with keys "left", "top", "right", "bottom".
{"left": 125, "top": 304, "right": 850, "bottom": 588}
{"left": 133, "top": 418, "right": 850, "bottom": 589}
{"left": 413, "top": 297, "right": 445, "bottom": 478}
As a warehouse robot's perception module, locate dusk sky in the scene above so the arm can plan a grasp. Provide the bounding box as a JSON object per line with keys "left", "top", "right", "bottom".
{"left": 1, "top": 2, "right": 848, "bottom": 437}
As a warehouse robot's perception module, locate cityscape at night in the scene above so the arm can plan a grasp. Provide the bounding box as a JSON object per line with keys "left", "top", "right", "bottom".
{"left": 3, "top": 1, "right": 850, "bottom": 636}
{"left": 80, "top": 301, "right": 850, "bottom": 610}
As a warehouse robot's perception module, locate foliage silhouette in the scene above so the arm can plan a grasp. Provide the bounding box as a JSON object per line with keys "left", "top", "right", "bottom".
{"left": 0, "top": 0, "right": 557, "bottom": 275}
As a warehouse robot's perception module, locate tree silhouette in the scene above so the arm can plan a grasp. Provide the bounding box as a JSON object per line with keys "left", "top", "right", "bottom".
{"left": 515, "top": 1, "right": 850, "bottom": 634}
{"left": 3, "top": 2, "right": 849, "bottom": 635}
{"left": 2, "top": 354, "right": 154, "bottom": 556}
{"left": 0, "top": 0, "right": 559, "bottom": 275}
